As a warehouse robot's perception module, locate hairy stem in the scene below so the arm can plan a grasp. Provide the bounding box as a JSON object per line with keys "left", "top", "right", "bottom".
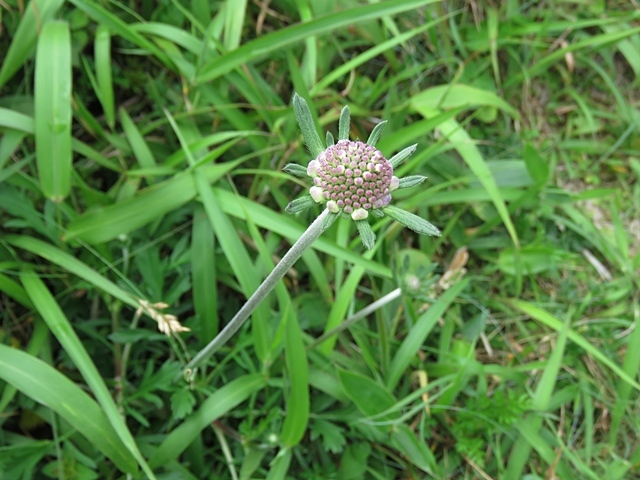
{"left": 181, "top": 209, "right": 330, "bottom": 377}
{"left": 308, "top": 288, "right": 402, "bottom": 350}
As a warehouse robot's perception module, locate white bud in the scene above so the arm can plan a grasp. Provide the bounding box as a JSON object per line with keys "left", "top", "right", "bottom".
{"left": 307, "top": 160, "right": 320, "bottom": 177}
{"left": 390, "top": 176, "right": 400, "bottom": 191}
{"left": 351, "top": 208, "right": 369, "bottom": 221}
{"left": 310, "top": 186, "right": 326, "bottom": 203}
{"left": 327, "top": 200, "right": 340, "bottom": 213}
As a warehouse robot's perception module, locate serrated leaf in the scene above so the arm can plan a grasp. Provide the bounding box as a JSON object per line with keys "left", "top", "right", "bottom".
{"left": 149, "top": 374, "right": 266, "bottom": 468}
{"left": 382, "top": 204, "right": 441, "bottom": 236}
{"left": 170, "top": 388, "right": 197, "bottom": 420}
{"left": 310, "top": 419, "right": 346, "bottom": 454}
{"left": 339, "top": 443, "right": 372, "bottom": 480}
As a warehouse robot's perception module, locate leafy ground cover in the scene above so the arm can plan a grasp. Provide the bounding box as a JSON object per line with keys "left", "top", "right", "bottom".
{"left": 1, "top": 0, "right": 640, "bottom": 478}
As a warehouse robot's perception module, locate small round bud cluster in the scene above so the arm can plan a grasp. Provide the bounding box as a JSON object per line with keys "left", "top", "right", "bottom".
{"left": 307, "top": 140, "right": 399, "bottom": 220}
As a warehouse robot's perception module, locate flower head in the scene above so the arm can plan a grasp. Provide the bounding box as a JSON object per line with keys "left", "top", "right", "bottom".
{"left": 308, "top": 140, "right": 397, "bottom": 218}
{"left": 285, "top": 93, "right": 441, "bottom": 249}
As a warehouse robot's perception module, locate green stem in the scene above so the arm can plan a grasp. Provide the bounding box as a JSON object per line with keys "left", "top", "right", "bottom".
{"left": 181, "top": 209, "right": 330, "bottom": 377}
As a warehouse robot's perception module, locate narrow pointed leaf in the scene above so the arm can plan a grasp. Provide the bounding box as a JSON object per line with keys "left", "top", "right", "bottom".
{"left": 366, "top": 120, "right": 387, "bottom": 147}
{"left": 338, "top": 105, "right": 351, "bottom": 141}
{"left": 382, "top": 204, "right": 441, "bottom": 236}
{"left": 286, "top": 196, "right": 316, "bottom": 214}
{"left": 398, "top": 175, "right": 428, "bottom": 189}
{"left": 355, "top": 220, "right": 376, "bottom": 250}
{"left": 293, "top": 93, "right": 324, "bottom": 157}
{"left": 283, "top": 163, "right": 308, "bottom": 177}
{"left": 326, "top": 130, "right": 335, "bottom": 146}
{"left": 389, "top": 144, "right": 417, "bottom": 168}
{"left": 387, "top": 279, "right": 469, "bottom": 389}
{"left": 35, "top": 21, "right": 72, "bottom": 203}
{"left": 322, "top": 211, "right": 340, "bottom": 231}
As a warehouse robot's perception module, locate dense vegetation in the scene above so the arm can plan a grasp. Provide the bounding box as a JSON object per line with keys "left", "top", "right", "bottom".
{"left": 1, "top": 1, "right": 639, "bottom": 478}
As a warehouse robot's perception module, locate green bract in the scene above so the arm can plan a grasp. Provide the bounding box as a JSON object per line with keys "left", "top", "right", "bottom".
{"left": 286, "top": 93, "right": 441, "bottom": 250}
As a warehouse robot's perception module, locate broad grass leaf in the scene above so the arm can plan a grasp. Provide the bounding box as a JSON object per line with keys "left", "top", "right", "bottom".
{"left": 411, "top": 84, "right": 519, "bottom": 119}
{"left": 498, "top": 245, "right": 564, "bottom": 275}
{"left": 34, "top": 21, "right": 72, "bottom": 203}
{"left": 338, "top": 370, "right": 396, "bottom": 419}
{"left": 391, "top": 424, "right": 437, "bottom": 475}
{"left": 338, "top": 443, "right": 371, "bottom": 479}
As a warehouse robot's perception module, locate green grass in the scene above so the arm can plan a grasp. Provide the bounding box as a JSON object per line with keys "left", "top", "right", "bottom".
{"left": 1, "top": 1, "right": 640, "bottom": 479}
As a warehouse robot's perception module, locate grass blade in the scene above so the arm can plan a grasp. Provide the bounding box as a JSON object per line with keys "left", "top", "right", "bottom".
{"left": 414, "top": 111, "right": 520, "bottom": 248}
{"left": 223, "top": 0, "right": 247, "bottom": 51}
{"left": 411, "top": 84, "right": 519, "bottom": 118}
{"left": 506, "top": 304, "right": 571, "bottom": 478}
{"left": 191, "top": 205, "right": 218, "bottom": 342}
{"left": 266, "top": 450, "right": 292, "bottom": 480}
{"left": 387, "top": 279, "right": 469, "bottom": 390}
{"left": 68, "top": 0, "right": 175, "bottom": 71}
{"left": 281, "top": 308, "right": 309, "bottom": 447}
{"left": 148, "top": 374, "right": 266, "bottom": 468}
{"left": 120, "top": 107, "right": 157, "bottom": 169}
{"left": 193, "top": 171, "right": 271, "bottom": 361}
{"left": 20, "top": 269, "right": 156, "bottom": 479}
{"left": 63, "top": 160, "right": 241, "bottom": 244}
{"left": 6, "top": 236, "right": 140, "bottom": 309}
{"left": 338, "top": 369, "right": 396, "bottom": 418}
{"left": 510, "top": 300, "right": 640, "bottom": 392}
{"left": 35, "top": 20, "right": 72, "bottom": 203}
{"left": 0, "top": 344, "right": 138, "bottom": 475}
{"left": 0, "top": 0, "right": 65, "bottom": 88}
{"left": 609, "top": 298, "right": 640, "bottom": 444}
{"left": 95, "top": 25, "right": 115, "bottom": 129}
{"left": 163, "top": 108, "right": 272, "bottom": 361}
{"left": 317, "top": 265, "right": 367, "bottom": 355}
{"left": 195, "top": 0, "right": 440, "bottom": 84}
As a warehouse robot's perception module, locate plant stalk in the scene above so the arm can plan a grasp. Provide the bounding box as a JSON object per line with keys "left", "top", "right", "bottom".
{"left": 181, "top": 209, "right": 330, "bottom": 377}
